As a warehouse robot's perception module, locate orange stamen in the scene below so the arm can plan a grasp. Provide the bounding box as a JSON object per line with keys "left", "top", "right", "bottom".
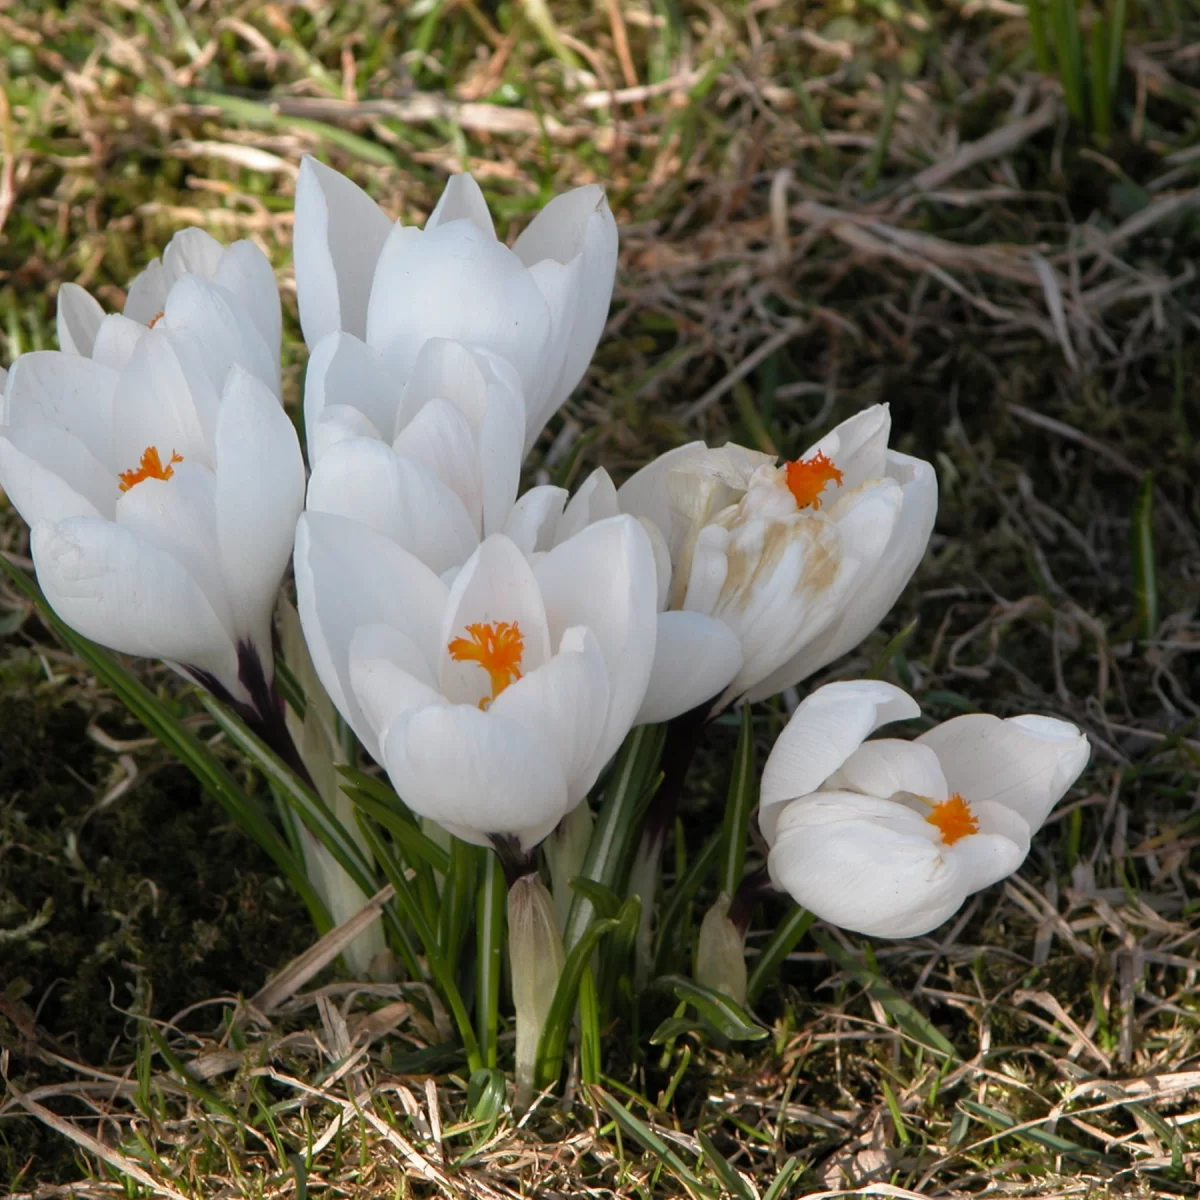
{"left": 148, "top": 311, "right": 165, "bottom": 328}
{"left": 119, "top": 446, "right": 183, "bottom": 492}
{"left": 447, "top": 620, "right": 525, "bottom": 709}
{"left": 784, "top": 450, "right": 844, "bottom": 510}
{"left": 926, "top": 793, "right": 979, "bottom": 846}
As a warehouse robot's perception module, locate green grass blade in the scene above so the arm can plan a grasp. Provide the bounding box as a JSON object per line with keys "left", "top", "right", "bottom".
{"left": 1025, "top": 0, "right": 1053, "bottom": 74}
{"left": 0, "top": 556, "right": 330, "bottom": 931}
{"left": 1107, "top": 0, "right": 1129, "bottom": 98}
{"left": 476, "top": 851, "right": 505, "bottom": 1069}
{"left": 652, "top": 975, "right": 769, "bottom": 1043}
{"left": 696, "top": 1130, "right": 754, "bottom": 1200}
{"left": 578, "top": 964, "right": 602, "bottom": 1087}
{"left": 718, "top": 705, "right": 756, "bottom": 897}
{"left": 654, "top": 832, "right": 722, "bottom": 976}
{"left": 761, "top": 1156, "right": 801, "bottom": 1200}
{"left": 1132, "top": 471, "right": 1159, "bottom": 642}
{"left": 1048, "top": 0, "right": 1086, "bottom": 122}
{"left": 1089, "top": 17, "right": 1112, "bottom": 141}
{"left": 341, "top": 785, "right": 450, "bottom": 875}
{"left": 746, "top": 907, "right": 814, "bottom": 1005}
{"left": 439, "top": 836, "right": 478, "bottom": 970}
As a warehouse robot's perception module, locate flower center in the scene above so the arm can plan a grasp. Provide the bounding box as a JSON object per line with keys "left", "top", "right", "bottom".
{"left": 118, "top": 446, "right": 183, "bottom": 492}
{"left": 784, "top": 450, "right": 844, "bottom": 510}
{"left": 925, "top": 793, "right": 979, "bottom": 846}
{"left": 447, "top": 620, "right": 525, "bottom": 709}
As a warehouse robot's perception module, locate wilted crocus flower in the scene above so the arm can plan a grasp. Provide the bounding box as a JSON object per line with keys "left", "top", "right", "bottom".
{"left": 758, "top": 680, "right": 1090, "bottom": 937}
{"left": 0, "top": 267, "right": 304, "bottom": 732}
{"left": 304, "top": 338, "right": 525, "bottom": 573}
{"left": 294, "top": 512, "right": 658, "bottom": 855}
{"left": 56, "top": 228, "right": 281, "bottom": 383}
{"left": 293, "top": 157, "right": 618, "bottom": 453}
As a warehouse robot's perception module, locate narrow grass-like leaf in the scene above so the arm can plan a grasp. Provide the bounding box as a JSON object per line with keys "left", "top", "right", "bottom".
{"left": 1048, "top": 0, "right": 1086, "bottom": 122}
{"left": 1025, "top": 0, "right": 1053, "bottom": 73}
{"left": 563, "top": 724, "right": 665, "bottom": 953}
{"left": 652, "top": 975, "right": 769, "bottom": 1043}
{"left": 814, "top": 931, "right": 957, "bottom": 1060}
{"left": 864, "top": 73, "right": 901, "bottom": 190}
{"left": 959, "top": 1098, "right": 1103, "bottom": 1161}
{"left": 1132, "top": 470, "right": 1159, "bottom": 642}
{"left": 1089, "top": 17, "right": 1112, "bottom": 141}
{"left": 342, "top": 785, "right": 450, "bottom": 875}
{"left": 718, "top": 705, "right": 756, "bottom": 897}
{"left": 568, "top": 876, "right": 624, "bottom": 921}
{"left": 0, "top": 556, "right": 330, "bottom": 930}
{"left": 591, "top": 1087, "right": 717, "bottom": 1200}
{"left": 654, "top": 832, "right": 722, "bottom": 975}
{"left": 440, "top": 836, "right": 478, "bottom": 970}
{"left": 579, "top": 964, "right": 602, "bottom": 1087}
{"left": 761, "top": 1156, "right": 801, "bottom": 1200}
{"left": 746, "top": 907, "right": 815, "bottom": 1005}
{"left": 476, "top": 851, "right": 505, "bottom": 1069}
{"left": 696, "top": 1131, "right": 754, "bottom": 1200}
{"left": 1107, "top": 0, "right": 1129, "bottom": 99}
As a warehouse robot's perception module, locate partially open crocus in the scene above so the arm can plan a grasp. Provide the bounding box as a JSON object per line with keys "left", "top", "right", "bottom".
{"left": 293, "top": 157, "right": 617, "bottom": 453}
{"left": 758, "top": 680, "right": 1091, "bottom": 938}
{"left": 0, "top": 293, "right": 304, "bottom": 723}
{"left": 294, "top": 513, "right": 658, "bottom": 852}
{"left": 55, "top": 228, "right": 281, "bottom": 384}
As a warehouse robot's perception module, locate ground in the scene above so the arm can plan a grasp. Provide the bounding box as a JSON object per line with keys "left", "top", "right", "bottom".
{"left": 1, "top": 1, "right": 1199, "bottom": 1196}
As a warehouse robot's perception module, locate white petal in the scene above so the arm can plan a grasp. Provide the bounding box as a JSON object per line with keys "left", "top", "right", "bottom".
{"left": 502, "top": 485, "right": 567, "bottom": 556}
{"left": 306, "top": 438, "right": 478, "bottom": 573}
{"left": 767, "top": 790, "right": 1022, "bottom": 938}
{"left": 365, "top": 220, "right": 552, "bottom": 408}
{"left": 425, "top": 174, "right": 496, "bottom": 236}
{"left": 477, "top": 366, "right": 525, "bottom": 538}
{"left": 294, "top": 511, "right": 449, "bottom": 760}
{"left": 392, "top": 398, "right": 482, "bottom": 530}
{"left": 381, "top": 704, "right": 568, "bottom": 849}
{"left": 636, "top": 610, "right": 743, "bottom": 724}
{"left": 555, "top": 467, "right": 620, "bottom": 544}
{"left": 294, "top": 156, "right": 394, "bottom": 346}
{"left": 803, "top": 403, "right": 890, "bottom": 492}
{"left": 488, "top": 625, "right": 610, "bottom": 796}
{"left": 533, "top": 515, "right": 658, "bottom": 790}
{"left": 641, "top": 516, "right": 672, "bottom": 611}
{"left": 616, "top": 441, "right": 709, "bottom": 561}
{"left": 91, "top": 314, "right": 148, "bottom": 373}
{"left": 439, "top": 535, "right": 553, "bottom": 704}
{"left": 521, "top": 256, "right": 581, "bottom": 447}
{"left": 0, "top": 426, "right": 114, "bottom": 525}
{"left": 759, "top": 680, "right": 920, "bottom": 843}
{"left": 123, "top": 259, "right": 168, "bottom": 325}
{"left": 32, "top": 517, "right": 239, "bottom": 690}
{"left": 3, "top": 352, "right": 117, "bottom": 469}
{"left": 398, "top": 337, "right": 488, "bottom": 432}
{"left": 213, "top": 365, "right": 306, "bottom": 661}
{"left": 829, "top": 739, "right": 949, "bottom": 803}
{"left": 309, "top": 404, "right": 384, "bottom": 461}
{"left": 303, "top": 331, "right": 396, "bottom": 462}
{"left": 212, "top": 240, "right": 282, "bottom": 357}
{"left": 514, "top": 185, "right": 618, "bottom": 413}
{"left": 162, "top": 227, "right": 226, "bottom": 283}
{"left": 56, "top": 284, "right": 104, "bottom": 357}
{"left": 918, "top": 712, "right": 1090, "bottom": 832}
{"left": 348, "top": 623, "right": 445, "bottom": 740}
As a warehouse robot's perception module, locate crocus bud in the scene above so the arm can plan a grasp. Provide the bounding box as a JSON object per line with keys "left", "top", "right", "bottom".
{"left": 695, "top": 892, "right": 748, "bottom": 1006}
{"left": 508, "top": 873, "right": 565, "bottom": 1106}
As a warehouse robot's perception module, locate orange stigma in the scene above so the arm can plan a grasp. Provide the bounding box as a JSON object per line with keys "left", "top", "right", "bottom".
{"left": 119, "top": 446, "right": 183, "bottom": 492}
{"left": 448, "top": 620, "right": 525, "bottom": 709}
{"left": 926, "top": 794, "right": 979, "bottom": 846}
{"left": 784, "top": 450, "right": 844, "bottom": 510}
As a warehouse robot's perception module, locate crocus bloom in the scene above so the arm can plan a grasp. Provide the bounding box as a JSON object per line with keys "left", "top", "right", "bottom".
{"left": 294, "top": 512, "right": 658, "bottom": 851}
{"left": 304, "top": 338, "right": 525, "bottom": 574}
{"left": 758, "top": 680, "right": 1090, "bottom": 937}
{"left": 0, "top": 284, "right": 304, "bottom": 716}
{"left": 293, "top": 157, "right": 618, "bottom": 453}
{"left": 55, "top": 228, "right": 281, "bottom": 384}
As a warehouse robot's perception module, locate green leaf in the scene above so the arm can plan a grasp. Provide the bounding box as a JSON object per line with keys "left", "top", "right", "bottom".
{"left": 568, "top": 876, "right": 624, "bottom": 921}
{"left": 746, "top": 906, "right": 815, "bottom": 1005}
{"left": 717, "top": 705, "right": 756, "bottom": 897}
{"left": 813, "top": 931, "right": 957, "bottom": 1060}
{"left": 696, "top": 1130, "right": 754, "bottom": 1200}
{"left": 654, "top": 832, "right": 721, "bottom": 975}
{"left": 652, "top": 976, "right": 769, "bottom": 1043}
{"left": 476, "top": 852, "right": 505, "bottom": 1069}
{"left": 578, "top": 965, "right": 602, "bottom": 1087}
{"left": 343, "top": 785, "right": 451, "bottom": 875}
{"left": 761, "top": 1156, "right": 801, "bottom": 1200}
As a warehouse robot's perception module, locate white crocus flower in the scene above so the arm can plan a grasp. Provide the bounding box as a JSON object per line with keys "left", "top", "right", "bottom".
{"left": 293, "top": 157, "right": 618, "bottom": 453}
{"left": 304, "top": 337, "right": 525, "bottom": 574}
{"left": 0, "top": 291, "right": 304, "bottom": 720}
{"left": 759, "top": 680, "right": 1091, "bottom": 938}
{"left": 55, "top": 228, "right": 281, "bottom": 384}
{"left": 294, "top": 512, "right": 658, "bottom": 853}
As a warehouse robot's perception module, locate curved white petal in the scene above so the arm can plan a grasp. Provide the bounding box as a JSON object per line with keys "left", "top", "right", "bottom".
{"left": 488, "top": 625, "right": 610, "bottom": 796}
{"left": 828, "top": 738, "right": 949, "bottom": 803}
{"left": 392, "top": 397, "right": 482, "bottom": 530}
{"left": 513, "top": 184, "right": 618, "bottom": 414}
{"left": 3, "top": 352, "right": 117, "bottom": 470}
{"left": 365, "top": 220, "right": 552, "bottom": 408}
{"left": 399, "top": 337, "right": 488, "bottom": 432}
{"left": 56, "top": 283, "right": 105, "bottom": 357}
{"left": 309, "top": 404, "right": 384, "bottom": 461}
{"left": 213, "top": 365, "right": 306, "bottom": 663}
{"left": 380, "top": 704, "right": 568, "bottom": 850}
{"left": 616, "top": 441, "right": 708, "bottom": 560}
{"left": 533, "top": 514, "right": 658, "bottom": 790}
{"left": 162, "top": 227, "right": 226, "bottom": 282}
{"left": 348, "top": 623, "right": 445, "bottom": 742}
{"left": 0, "top": 427, "right": 114, "bottom": 525}
{"left": 918, "top": 712, "right": 1090, "bottom": 832}
{"left": 636, "top": 610, "right": 742, "bottom": 724}
{"left": 439, "top": 535, "right": 553, "bottom": 704}
{"left": 294, "top": 156, "right": 394, "bottom": 346}
{"left": 767, "top": 790, "right": 1023, "bottom": 938}
{"left": 212, "top": 240, "right": 282, "bottom": 358}
{"left": 556, "top": 467, "right": 620, "bottom": 544}
{"left": 803, "top": 403, "right": 890, "bottom": 492}
{"left": 123, "top": 259, "right": 168, "bottom": 326}
{"left": 521, "top": 256, "right": 581, "bottom": 446}
{"left": 477, "top": 366, "right": 525, "bottom": 538}
{"left": 502, "top": 485, "right": 568, "bottom": 556}
{"left": 425, "top": 174, "right": 496, "bottom": 236}
{"left": 306, "top": 438, "right": 479, "bottom": 574}
{"left": 31, "top": 517, "right": 239, "bottom": 691}
{"left": 759, "top": 679, "right": 920, "bottom": 843}
{"left": 303, "top": 332, "right": 396, "bottom": 462}
{"left": 294, "top": 511, "right": 449, "bottom": 761}
{"left": 91, "top": 314, "right": 148, "bottom": 373}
